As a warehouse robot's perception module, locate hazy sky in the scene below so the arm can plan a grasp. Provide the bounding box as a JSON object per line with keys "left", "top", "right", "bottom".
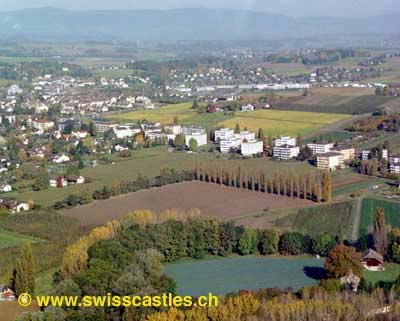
{"left": 0, "top": 0, "right": 397, "bottom": 17}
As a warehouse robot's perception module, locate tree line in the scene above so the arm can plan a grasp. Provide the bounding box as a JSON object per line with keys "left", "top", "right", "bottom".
{"left": 194, "top": 161, "right": 332, "bottom": 202}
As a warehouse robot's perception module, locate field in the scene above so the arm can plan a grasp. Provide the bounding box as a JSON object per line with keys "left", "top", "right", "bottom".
{"left": 165, "top": 256, "right": 324, "bottom": 296}
{"left": 0, "top": 230, "right": 40, "bottom": 249}
{"left": 63, "top": 181, "right": 312, "bottom": 226}
{"left": 9, "top": 148, "right": 315, "bottom": 207}
{"left": 364, "top": 263, "right": 400, "bottom": 286}
{"left": 272, "top": 87, "right": 397, "bottom": 114}
{"left": 237, "top": 200, "right": 355, "bottom": 239}
{"left": 218, "top": 110, "right": 350, "bottom": 137}
{"left": 0, "top": 301, "right": 39, "bottom": 321}
{"left": 107, "top": 102, "right": 198, "bottom": 123}
{"left": 359, "top": 198, "right": 400, "bottom": 235}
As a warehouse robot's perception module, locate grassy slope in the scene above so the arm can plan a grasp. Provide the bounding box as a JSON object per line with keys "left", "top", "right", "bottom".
{"left": 359, "top": 197, "right": 400, "bottom": 235}
{"left": 0, "top": 230, "right": 40, "bottom": 249}
{"left": 363, "top": 263, "right": 400, "bottom": 286}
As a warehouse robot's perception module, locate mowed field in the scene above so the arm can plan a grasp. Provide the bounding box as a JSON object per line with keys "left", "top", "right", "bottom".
{"left": 63, "top": 181, "right": 312, "bottom": 226}
{"left": 219, "top": 110, "right": 350, "bottom": 137}
{"left": 0, "top": 230, "right": 39, "bottom": 249}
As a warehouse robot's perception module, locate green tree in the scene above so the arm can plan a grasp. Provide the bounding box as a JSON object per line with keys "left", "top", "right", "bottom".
{"left": 258, "top": 230, "right": 280, "bottom": 255}
{"left": 174, "top": 134, "right": 186, "bottom": 149}
{"left": 373, "top": 208, "right": 387, "bottom": 255}
{"left": 311, "top": 233, "right": 335, "bottom": 256}
{"left": 297, "top": 133, "right": 303, "bottom": 147}
{"left": 173, "top": 116, "right": 180, "bottom": 125}
{"left": 258, "top": 128, "right": 264, "bottom": 139}
{"left": 14, "top": 243, "right": 35, "bottom": 296}
{"left": 234, "top": 123, "right": 241, "bottom": 134}
{"left": 32, "top": 173, "right": 50, "bottom": 191}
{"left": 65, "top": 165, "right": 80, "bottom": 177}
{"left": 192, "top": 99, "right": 199, "bottom": 109}
{"left": 238, "top": 229, "right": 258, "bottom": 255}
{"left": 188, "top": 138, "right": 198, "bottom": 152}
{"left": 278, "top": 232, "right": 308, "bottom": 255}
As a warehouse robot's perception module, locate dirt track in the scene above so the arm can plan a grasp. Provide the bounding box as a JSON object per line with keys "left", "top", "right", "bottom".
{"left": 63, "top": 181, "right": 312, "bottom": 226}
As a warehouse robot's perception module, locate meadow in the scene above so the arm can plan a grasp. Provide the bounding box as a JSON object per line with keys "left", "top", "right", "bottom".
{"left": 359, "top": 198, "right": 400, "bottom": 235}
{"left": 165, "top": 256, "right": 324, "bottom": 296}
{"left": 219, "top": 110, "right": 350, "bottom": 137}
{"left": 0, "top": 230, "right": 40, "bottom": 249}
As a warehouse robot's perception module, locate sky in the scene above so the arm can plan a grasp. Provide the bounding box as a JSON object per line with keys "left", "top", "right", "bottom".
{"left": 0, "top": 0, "right": 397, "bottom": 17}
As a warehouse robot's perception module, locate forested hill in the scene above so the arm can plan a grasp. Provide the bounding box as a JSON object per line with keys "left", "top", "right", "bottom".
{"left": 0, "top": 7, "right": 399, "bottom": 42}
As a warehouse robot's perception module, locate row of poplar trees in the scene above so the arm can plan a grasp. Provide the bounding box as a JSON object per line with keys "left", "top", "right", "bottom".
{"left": 194, "top": 161, "right": 332, "bottom": 202}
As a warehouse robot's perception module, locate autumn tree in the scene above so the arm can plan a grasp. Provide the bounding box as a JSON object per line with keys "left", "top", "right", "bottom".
{"left": 321, "top": 171, "right": 332, "bottom": 202}
{"left": 373, "top": 208, "right": 387, "bottom": 255}
{"left": 14, "top": 243, "right": 35, "bottom": 296}
{"left": 324, "top": 244, "right": 363, "bottom": 278}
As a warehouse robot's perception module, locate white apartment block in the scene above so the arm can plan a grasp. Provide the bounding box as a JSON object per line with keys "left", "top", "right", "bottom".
{"left": 274, "top": 136, "right": 296, "bottom": 147}
{"left": 31, "top": 119, "right": 55, "bottom": 131}
{"left": 185, "top": 133, "right": 207, "bottom": 147}
{"left": 240, "top": 131, "right": 256, "bottom": 142}
{"left": 273, "top": 145, "right": 300, "bottom": 160}
{"left": 164, "top": 124, "right": 182, "bottom": 135}
{"left": 241, "top": 140, "right": 263, "bottom": 156}
{"left": 317, "top": 152, "right": 344, "bottom": 170}
{"left": 215, "top": 128, "right": 234, "bottom": 142}
{"left": 331, "top": 146, "right": 356, "bottom": 161}
{"left": 220, "top": 138, "right": 241, "bottom": 153}
{"left": 382, "top": 149, "right": 388, "bottom": 160}
{"left": 93, "top": 120, "right": 118, "bottom": 134}
{"left": 389, "top": 154, "right": 400, "bottom": 164}
{"left": 181, "top": 126, "right": 206, "bottom": 136}
{"left": 113, "top": 125, "right": 141, "bottom": 139}
{"left": 307, "top": 142, "right": 334, "bottom": 155}
{"left": 390, "top": 163, "right": 400, "bottom": 174}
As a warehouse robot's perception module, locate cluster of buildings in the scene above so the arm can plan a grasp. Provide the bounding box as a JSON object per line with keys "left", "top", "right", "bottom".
{"left": 215, "top": 128, "right": 263, "bottom": 156}
{"left": 49, "top": 175, "right": 85, "bottom": 188}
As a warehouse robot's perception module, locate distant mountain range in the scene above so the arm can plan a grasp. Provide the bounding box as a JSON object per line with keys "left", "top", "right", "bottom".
{"left": 0, "top": 7, "right": 398, "bottom": 42}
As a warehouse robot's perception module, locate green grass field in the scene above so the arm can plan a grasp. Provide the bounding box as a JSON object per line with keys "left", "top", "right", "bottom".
{"left": 165, "top": 255, "right": 323, "bottom": 296}
{"left": 363, "top": 263, "right": 400, "bottom": 286}
{"left": 219, "top": 110, "right": 350, "bottom": 137}
{"left": 0, "top": 230, "right": 40, "bottom": 249}
{"left": 359, "top": 198, "right": 400, "bottom": 235}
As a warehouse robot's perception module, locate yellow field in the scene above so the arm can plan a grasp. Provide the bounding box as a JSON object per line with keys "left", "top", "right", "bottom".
{"left": 219, "top": 110, "right": 350, "bottom": 137}
{"left": 108, "top": 102, "right": 197, "bottom": 123}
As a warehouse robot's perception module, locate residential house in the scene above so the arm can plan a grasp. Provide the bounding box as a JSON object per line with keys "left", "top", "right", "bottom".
{"left": 240, "top": 104, "right": 255, "bottom": 112}
{"left": 0, "top": 184, "right": 12, "bottom": 193}
{"left": 31, "top": 119, "right": 55, "bottom": 131}
{"left": 50, "top": 176, "right": 68, "bottom": 188}
{"left": 67, "top": 176, "right": 85, "bottom": 185}
{"left": 362, "top": 249, "right": 384, "bottom": 271}
{"left": 52, "top": 154, "right": 70, "bottom": 164}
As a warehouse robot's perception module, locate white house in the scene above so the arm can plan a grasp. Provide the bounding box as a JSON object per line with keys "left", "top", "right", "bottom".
{"left": 241, "top": 140, "right": 263, "bottom": 156}
{"left": 185, "top": 133, "right": 207, "bottom": 147}
{"left": 7, "top": 84, "right": 23, "bottom": 96}
{"left": 274, "top": 136, "right": 297, "bottom": 147}
{"left": 164, "top": 124, "right": 182, "bottom": 135}
{"left": 113, "top": 125, "right": 141, "bottom": 139}
{"left": 52, "top": 154, "right": 70, "bottom": 164}
{"left": 361, "top": 150, "right": 371, "bottom": 161}
{"left": 240, "top": 131, "right": 256, "bottom": 142}
{"left": 273, "top": 145, "right": 300, "bottom": 160}
{"left": 390, "top": 163, "right": 400, "bottom": 174}
{"left": 240, "top": 104, "right": 255, "bottom": 112}
{"left": 0, "top": 185, "right": 12, "bottom": 193}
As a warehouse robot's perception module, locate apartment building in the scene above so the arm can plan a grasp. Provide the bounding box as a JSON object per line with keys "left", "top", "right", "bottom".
{"left": 307, "top": 142, "right": 334, "bottom": 155}
{"left": 220, "top": 137, "right": 241, "bottom": 153}
{"left": 317, "top": 152, "right": 344, "bottom": 170}
{"left": 240, "top": 131, "right": 256, "bottom": 142}
{"left": 31, "top": 119, "right": 55, "bottom": 131}
{"left": 274, "top": 136, "right": 296, "bottom": 147}
{"left": 331, "top": 145, "right": 356, "bottom": 161}
{"left": 214, "top": 128, "right": 234, "bottom": 142}
{"left": 93, "top": 119, "right": 118, "bottom": 134}
{"left": 241, "top": 140, "right": 263, "bottom": 156}
{"left": 273, "top": 144, "right": 300, "bottom": 160}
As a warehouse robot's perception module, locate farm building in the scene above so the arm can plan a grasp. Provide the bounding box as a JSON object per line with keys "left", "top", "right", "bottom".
{"left": 361, "top": 249, "right": 384, "bottom": 271}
